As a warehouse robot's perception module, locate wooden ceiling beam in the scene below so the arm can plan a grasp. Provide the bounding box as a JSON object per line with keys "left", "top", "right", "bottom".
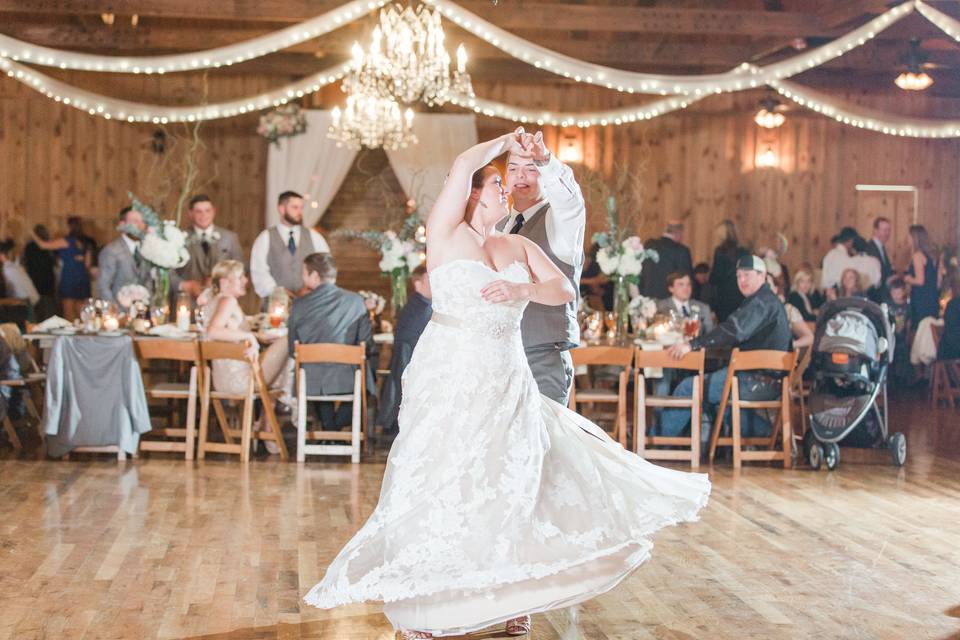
{"left": 0, "top": 0, "right": 827, "bottom": 37}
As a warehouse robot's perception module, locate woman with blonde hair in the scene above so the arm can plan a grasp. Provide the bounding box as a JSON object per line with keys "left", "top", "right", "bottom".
{"left": 787, "top": 267, "right": 818, "bottom": 321}
{"left": 204, "top": 260, "right": 288, "bottom": 450}
{"left": 904, "top": 224, "right": 941, "bottom": 326}
{"left": 837, "top": 267, "right": 867, "bottom": 299}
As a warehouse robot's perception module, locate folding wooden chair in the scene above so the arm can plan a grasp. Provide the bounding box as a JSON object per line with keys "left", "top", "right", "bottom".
{"left": 633, "top": 348, "right": 705, "bottom": 468}
{"left": 0, "top": 322, "right": 46, "bottom": 451}
{"left": 708, "top": 348, "right": 797, "bottom": 469}
{"left": 197, "top": 341, "right": 288, "bottom": 462}
{"left": 568, "top": 345, "right": 633, "bottom": 448}
{"left": 930, "top": 323, "right": 960, "bottom": 408}
{"left": 790, "top": 346, "right": 813, "bottom": 439}
{"left": 134, "top": 338, "right": 202, "bottom": 459}
{"left": 294, "top": 343, "right": 367, "bottom": 463}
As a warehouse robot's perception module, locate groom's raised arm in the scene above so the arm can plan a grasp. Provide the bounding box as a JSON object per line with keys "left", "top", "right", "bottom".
{"left": 527, "top": 134, "right": 585, "bottom": 266}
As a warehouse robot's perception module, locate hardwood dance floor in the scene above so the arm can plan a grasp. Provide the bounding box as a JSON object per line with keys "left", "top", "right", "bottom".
{"left": 1, "top": 393, "right": 959, "bottom": 640}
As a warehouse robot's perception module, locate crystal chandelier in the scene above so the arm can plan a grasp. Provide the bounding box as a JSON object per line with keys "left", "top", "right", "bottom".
{"left": 329, "top": 92, "right": 416, "bottom": 151}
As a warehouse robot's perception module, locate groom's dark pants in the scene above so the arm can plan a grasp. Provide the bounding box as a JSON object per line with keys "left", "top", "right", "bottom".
{"left": 525, "top": 343, "right": 574, "bottom": 406}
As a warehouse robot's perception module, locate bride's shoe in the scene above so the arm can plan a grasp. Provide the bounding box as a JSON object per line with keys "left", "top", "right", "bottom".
{"left": 395, "top": 631, "right": 433, "bottom": 639}
{"left": 505, "top": 615, "right": 532, "bottom": 636}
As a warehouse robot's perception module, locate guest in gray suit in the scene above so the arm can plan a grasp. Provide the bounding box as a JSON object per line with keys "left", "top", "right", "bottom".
{"left": 96, "top": 206, "right": 149, "bottom": 303}
{"left": 288, "top": 253, "right": 375, "bottom": 429}
{"left": 655, "top": 272, "right": 715, "bottom": 335}
{"left": 498, "top": 130, "right": 585, "bottom": 405}
{"left": 175, "top": 194, "right": 244, "bottom": 298}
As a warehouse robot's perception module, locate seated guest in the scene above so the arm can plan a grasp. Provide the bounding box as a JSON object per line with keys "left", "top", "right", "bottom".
{"left": 30, "top": 217, "right": 94, "bottom": 321}
{"left": 769, "top": 275, "right": 812, "bottom": 349}
{"left": 97, "top": 206, "right": 150, "bottom": 304}
{"left": 888, "top": 277, "right": 912, "bottom": 385}
{"left": 787, "top": 268, "right": 818, "bottom": 322}
{"left": 833, "top": 267, "right": 868, "bottom": 300}
{"left": 0, "top": 239, "right": 40, "bottom": 313}
{"left": 938, "top": 275, "right": 960, "bottom": 361}
{"left": 639, "top": 220, "right": 693, "bottom": 299}
{"left": 287, "top": 253, "right": 373, "bottom": 429}
{"left": 692, "top": 262, "right": 713, "bottom": 306}
{"left": 660, "top": 255, "right": 792, "bottom": 442}
{"left": 379, "top": 265, "right": 433, "bottom": 436}
{"left": 820, "top": 227, "right": 880, "bottom": 293}
{"left": 176, "top": 194, "right": 244, "bottom": 297}
{"left": 656, "top": 271, "right": 715, "bottom": 335}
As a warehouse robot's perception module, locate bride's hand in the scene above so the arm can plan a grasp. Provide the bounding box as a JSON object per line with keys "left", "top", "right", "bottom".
{"left": 503, "top": 127, "right": 527, "bottom": 155}
{"left": 481, "top": 279, "right": 532, "bottom": 304}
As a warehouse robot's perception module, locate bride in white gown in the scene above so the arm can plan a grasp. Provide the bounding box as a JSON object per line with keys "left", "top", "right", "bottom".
{"left": 303, "top": 129, "right": 711, "bottom": 638}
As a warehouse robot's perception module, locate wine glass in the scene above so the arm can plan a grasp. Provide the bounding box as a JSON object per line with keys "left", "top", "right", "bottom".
{"left": 684, "top": 307, "right": 701, "bottom": 339}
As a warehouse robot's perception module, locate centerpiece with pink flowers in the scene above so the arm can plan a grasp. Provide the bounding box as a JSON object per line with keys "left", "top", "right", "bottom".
{"left": 592, "top": 196, "right": 658, "bottom": 339}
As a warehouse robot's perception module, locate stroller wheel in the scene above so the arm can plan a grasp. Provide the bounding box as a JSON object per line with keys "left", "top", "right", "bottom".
{"left": 889, "top": 432, "right": 907, "bottom": 467}
{"left": 808, "top": 442, "right": 824, "bottom": 470}
{"left": 802, "top": 430, "right": 816, "bottom": 462}
{"left": 825, "top": 443, "right": 840, "bottom": 471}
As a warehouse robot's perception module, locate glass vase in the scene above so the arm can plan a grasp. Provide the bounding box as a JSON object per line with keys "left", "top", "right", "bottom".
{"left": 151, "top": 267, "right": 170, "bottom": 325}
{"left": 612, "top": 275, "right": 630, "bottom": 342}
{"left": 390, "top": 268, "right": 408, "bottom": 319}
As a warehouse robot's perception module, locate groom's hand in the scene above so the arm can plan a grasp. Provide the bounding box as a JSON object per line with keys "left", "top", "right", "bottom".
{"left": 481, "top": 279, "right": 532, "bottom": 304}
{"left": 523, "top": 131, "right": 551, "bottom": 165}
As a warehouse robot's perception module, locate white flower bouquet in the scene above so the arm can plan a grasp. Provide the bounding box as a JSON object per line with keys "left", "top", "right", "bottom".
{"left": 116, "top": 284, "right": 150, "bottom": 310}
{"left": 122, "top": 194, "right": 193, "bottom": 310}
{"left": 359, "top": 290, "right": 387, "bottom": 316}
{"left": 257, "top": 104, "right": 307, "bottom": 145}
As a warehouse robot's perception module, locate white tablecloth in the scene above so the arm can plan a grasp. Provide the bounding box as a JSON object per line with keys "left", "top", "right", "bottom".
{"left": 910, "top": 316, "right": 944, "bottom": 366}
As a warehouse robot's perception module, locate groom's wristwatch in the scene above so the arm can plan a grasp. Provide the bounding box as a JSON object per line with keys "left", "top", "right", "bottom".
{"left": 534, "top": 151, "right": 551, "bottom": 167}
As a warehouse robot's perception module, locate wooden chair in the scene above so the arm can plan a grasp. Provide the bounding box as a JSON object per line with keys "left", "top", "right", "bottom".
{"left": 294, "top": 343, "right": 367, "bottom": 463}
{"left": 134, "top": 338, "right": 202, "bottom": 459}
{"left": 568, "top": 345, "right": 633, "bottom": 448}
{"left": 197, "top": 341, "right": 288, "bottom": 462}
{"left": 633, "top": 348, "right": 705, "bottom": 468}
{"left": 929, "top": 324, "right": 960, "bottom": 408}
{"left": 0, "top": 323, "right": 46, "bottom": 451}
{"left": 790, "top": 346, "right": 813, "bottom": 439}
{"left": 708, "top": 349, "right": 797, "bottom": 469}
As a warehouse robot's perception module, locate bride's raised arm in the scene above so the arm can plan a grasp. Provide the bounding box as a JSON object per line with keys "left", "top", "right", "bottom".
{"left": 426, "top": 129, "right": 523, "bottom": 241}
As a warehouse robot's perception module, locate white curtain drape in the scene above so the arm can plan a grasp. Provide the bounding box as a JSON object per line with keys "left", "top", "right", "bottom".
{"left": 265, "top": 110, "right": 357, "bottom": 228}
{"left": 384, "top": 113, "right": 478, "bottom": 216}
{"left": 265, "top": 111, "right": 477, "bottom": 226}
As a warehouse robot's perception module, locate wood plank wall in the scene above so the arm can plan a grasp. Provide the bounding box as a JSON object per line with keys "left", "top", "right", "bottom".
{"left": 2, "top": 70, "right": 958, "bottom": 304}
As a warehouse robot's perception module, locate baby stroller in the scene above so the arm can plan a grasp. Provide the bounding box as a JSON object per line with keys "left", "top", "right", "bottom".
{"left": 802, "top": 298, "right": 906, "bottom": 470}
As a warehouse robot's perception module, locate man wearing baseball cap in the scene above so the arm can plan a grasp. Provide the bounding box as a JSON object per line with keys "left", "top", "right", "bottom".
{"left": 659, "top": 254, "right": 792, "bottom": 443}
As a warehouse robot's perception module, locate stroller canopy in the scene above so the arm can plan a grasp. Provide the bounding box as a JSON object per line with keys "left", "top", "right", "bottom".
{"left": 820, "top": 310, "right": 879, "bottom": 360}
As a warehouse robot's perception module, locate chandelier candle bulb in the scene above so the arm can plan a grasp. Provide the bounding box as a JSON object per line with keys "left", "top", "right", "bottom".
{"left": 457, "top": 45, "right": 467, "bottom": 73}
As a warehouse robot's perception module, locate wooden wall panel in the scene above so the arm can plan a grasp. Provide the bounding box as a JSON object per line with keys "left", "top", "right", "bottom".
{"left": 1, "top": 71, "right": 958, "bottom": 302}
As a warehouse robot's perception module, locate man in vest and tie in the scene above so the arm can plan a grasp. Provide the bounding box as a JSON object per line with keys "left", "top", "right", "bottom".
{"left": 864, "top": 216, "right": 894, "bottom": 303}
{"left": 250, "top": 190, "right": 331, "bottom": 304}
{"left": 175, "top": 194, "right": 244, "bottom": 297}
{"left": 498, "top": 130, "right": 586, "bottom": 405}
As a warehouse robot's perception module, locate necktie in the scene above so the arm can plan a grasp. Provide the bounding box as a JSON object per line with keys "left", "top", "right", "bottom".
{"left": 509, "top": 213, "right": 525, "bottom": 235}
{"left": 200, "top": 232, "right": 210, "bottom": 256}
{"left": 133, "top": 244, "right": 142, "bottom": 268}
{"left": 682, "top": 304, "right": 690, "bottom": 318}
{"left": 287, "top": 230, "right": 297, "bottom": 255}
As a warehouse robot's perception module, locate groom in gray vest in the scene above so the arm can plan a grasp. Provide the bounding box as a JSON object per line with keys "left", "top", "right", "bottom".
{"left": 498, "top": 131, "right": 585, "bottom": 405}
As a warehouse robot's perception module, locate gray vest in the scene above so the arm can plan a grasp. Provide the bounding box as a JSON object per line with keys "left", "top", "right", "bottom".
{"left": 500, "top": 204, "right": 583, "bottom": 350}
{"left": 266, "top": 226, "right": 316, "bottom": 293}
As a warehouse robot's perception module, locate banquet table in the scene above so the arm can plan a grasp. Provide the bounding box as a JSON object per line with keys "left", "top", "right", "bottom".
{"left": 41, "top": 334, "right": 151, "bottom": 458}
{"left": 911, "top": 316, "right": 944, "bottom": 366}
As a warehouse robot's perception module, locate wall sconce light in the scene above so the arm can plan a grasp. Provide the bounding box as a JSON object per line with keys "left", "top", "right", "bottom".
{"left": 558, "top": 134, "right": 583, "bottom": 164}
{"left": 756, "top": 146, "right": 778, "bottom": 168}
{"left": 100, "top": 12, "right": 115, "bottom": 25}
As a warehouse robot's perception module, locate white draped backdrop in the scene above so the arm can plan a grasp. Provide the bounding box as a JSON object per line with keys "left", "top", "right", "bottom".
{"left": 265, "top": 111, "right": 478, "bottom": 227}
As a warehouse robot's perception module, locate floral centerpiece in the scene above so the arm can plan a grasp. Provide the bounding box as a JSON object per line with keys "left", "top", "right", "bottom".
{"left": 116, "top": 284, "right": 150, "bottom": 311}
{"left": 120, "top": 194, "right": 190, "bottom": 319}
{"left": 628, "top": 294, "right": 658, "bottom": 333}
{"left": 592, "top": 196, "right": 658, "bottom": 339}
{"left": 335, "top": 201, "right": 425, "bottom": 318}
{"left": 257, "top": 104, "right": 308, "bottom": 145}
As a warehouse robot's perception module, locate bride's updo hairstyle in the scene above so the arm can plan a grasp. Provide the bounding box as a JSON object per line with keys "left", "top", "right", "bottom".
{"left": 210, "top": 259, "right": 245, "bottom": 295}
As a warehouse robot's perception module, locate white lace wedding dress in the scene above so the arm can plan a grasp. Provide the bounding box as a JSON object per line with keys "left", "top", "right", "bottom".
{"left": 303, "top": 259, "right": 711, "bottom": 636}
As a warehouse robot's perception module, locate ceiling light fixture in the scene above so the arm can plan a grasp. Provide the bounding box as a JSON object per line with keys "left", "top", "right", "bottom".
{"left": 754, "top": 95, "right": 786, "bottom": 128}
{"left": 895, "top": 38, "right": 934, "bottom": 91}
